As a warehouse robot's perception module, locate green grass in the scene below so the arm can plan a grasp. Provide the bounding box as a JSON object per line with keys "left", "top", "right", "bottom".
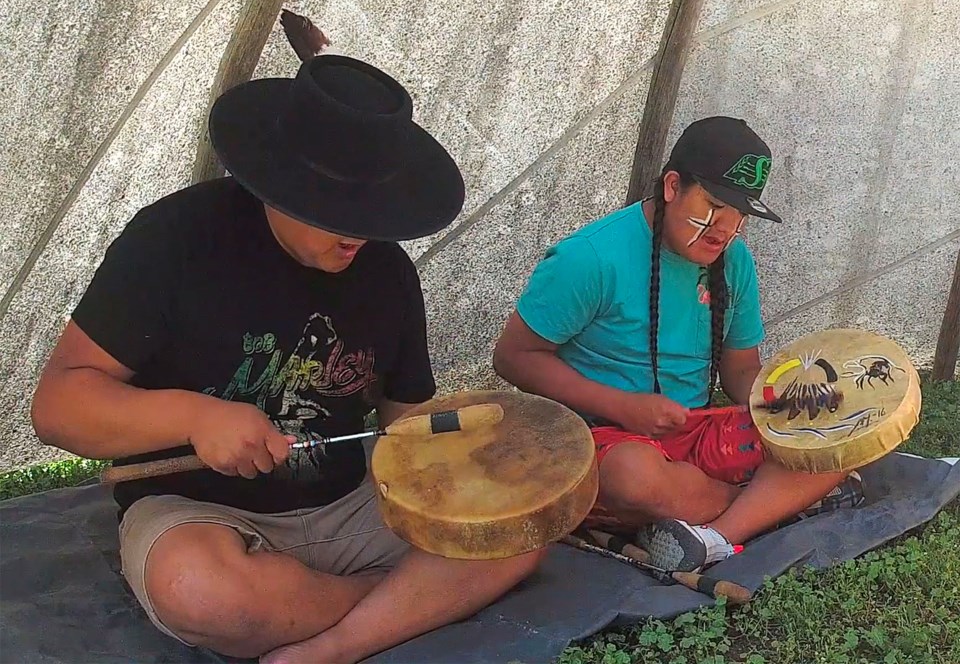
{"left": 559, "top": 510, "right": 960, "bottom": 664}
{"left": 2, "top": 378, "right": 958, "bottom": 664}
{"left": 559, "top": 376, "right": 960, "bottom": 664}
{"left": 0, "top": 456, "right": 109, "bottom": 500}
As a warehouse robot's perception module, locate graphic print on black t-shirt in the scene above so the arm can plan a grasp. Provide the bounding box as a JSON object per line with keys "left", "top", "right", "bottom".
{"left": 71, "top": 178, "right": 437, "bottom": 515}
{"left": 203, "top": 313, "right": 378, "bottom": 482}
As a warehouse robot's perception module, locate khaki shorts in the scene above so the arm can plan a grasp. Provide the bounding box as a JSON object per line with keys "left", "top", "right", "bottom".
{"left": 118, "top": 478, "right": 410, "bottom": 645}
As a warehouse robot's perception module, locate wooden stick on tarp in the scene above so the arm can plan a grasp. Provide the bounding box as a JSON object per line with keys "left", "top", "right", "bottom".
{"left": 624, "top": 0, "right": 707, "bottom": 206}
{"left": 190, "top": 0, "right": 285, "bottom": 184}
{"left": 933, "top": 248, "right": 960, "bottom": 381}
{"left": 559, "top": 532, "right": 752, "bottom": 605}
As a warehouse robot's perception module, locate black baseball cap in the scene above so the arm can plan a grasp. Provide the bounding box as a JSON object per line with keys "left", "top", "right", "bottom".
{"left": 667, "top": 116, "right": 782, "bottom": 223}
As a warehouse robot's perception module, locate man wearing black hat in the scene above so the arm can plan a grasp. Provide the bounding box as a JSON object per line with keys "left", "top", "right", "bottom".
{"left": 494, "top": 116, "right": 863, "bottom": 574}
{"left": 31, "top": 55, "right": 545, "bottom": 663}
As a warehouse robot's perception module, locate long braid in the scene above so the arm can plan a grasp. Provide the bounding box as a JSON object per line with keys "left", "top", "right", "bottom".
{"left": 648, "top": 176, "right": 666, "bottom": 394}
{"left": 649, "top": 168, "right": 727, "bottom": 405}
{"left": 706, "top": 253, "right": 728, "bottom": 405}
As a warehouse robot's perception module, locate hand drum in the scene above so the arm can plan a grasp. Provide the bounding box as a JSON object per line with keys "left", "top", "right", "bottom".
{"left": 370, "top": 390, "right": 599, "bottom": 559}
{"left": 749, "top": 328, "right": 921, "bottom": 474}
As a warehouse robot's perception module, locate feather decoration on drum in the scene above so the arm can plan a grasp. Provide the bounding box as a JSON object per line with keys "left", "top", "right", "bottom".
{"left": 757, "top": 349, "right": 845, "bottom": 421}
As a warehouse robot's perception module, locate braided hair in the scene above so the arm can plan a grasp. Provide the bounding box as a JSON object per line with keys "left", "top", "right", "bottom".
{"left": 648, "top": 168, "right": 729, "bottom": 407}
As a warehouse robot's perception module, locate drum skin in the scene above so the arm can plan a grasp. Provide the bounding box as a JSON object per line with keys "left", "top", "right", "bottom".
{"left": 750, "top": 328, "right": 921, "bottom": 474}
{"left": 370, "top": 390, "right": 599, "bottom": 560}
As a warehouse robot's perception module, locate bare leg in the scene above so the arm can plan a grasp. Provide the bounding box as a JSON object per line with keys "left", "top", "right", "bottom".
{"left": 709, "top": 460, "right": 847, "bottom": 544}
{"left": 261, "top": 547, "right": 547, "bottom": 664}
{"left": 597, "top": 443, "right": 741, "bottom": 527}
{"left": 598, "top": 442, "right": 849, "bottom": 543}
{"left": 145, "top": 523, "right": 382, "bottom": 658}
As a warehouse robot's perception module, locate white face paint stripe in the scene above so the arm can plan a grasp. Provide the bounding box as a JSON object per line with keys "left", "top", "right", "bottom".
{"left": 722, "top": 216, "right": 746, "bottom": 251}
{"left": 686, "top": 208, "right": 715, "bottom": 247}
{"left": 688, "top": 207, "right": 748, "bottom": 250}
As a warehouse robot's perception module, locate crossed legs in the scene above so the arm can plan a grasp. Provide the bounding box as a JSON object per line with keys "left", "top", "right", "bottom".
{"left": 144, "top": 524, "right": 544, "bottom": 663}
{"left": 597, "top": 442, "right": 847, "bottom": 545}
{"left": 145, "top": 522, "right": 376, "bottom": 658}
{"left": 121, "top": 488, "right": 545, "bottom": 664}
{"left": 261, "top": 545, "right": 545, "bottom": 663}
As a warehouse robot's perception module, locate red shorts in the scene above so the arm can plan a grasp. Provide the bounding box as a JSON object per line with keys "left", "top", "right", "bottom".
{"left": 584, "top": 405, "right": 766, "bottom": 530}
{"left": 593, "top": 405, "right": 765, "bottom": 484}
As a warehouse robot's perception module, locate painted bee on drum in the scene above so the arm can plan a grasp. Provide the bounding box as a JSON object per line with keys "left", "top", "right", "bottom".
{"left": 841, "top": 355, "right": 905, "bottom": 390}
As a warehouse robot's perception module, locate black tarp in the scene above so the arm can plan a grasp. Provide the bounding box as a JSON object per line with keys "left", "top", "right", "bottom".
{"left": 2, "top": 452, "right": 957, "bottom": 664}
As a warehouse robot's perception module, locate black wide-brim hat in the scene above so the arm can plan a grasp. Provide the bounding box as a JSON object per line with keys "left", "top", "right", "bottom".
{"left": 208, "top": 55, "right": 465, "bottom": 241}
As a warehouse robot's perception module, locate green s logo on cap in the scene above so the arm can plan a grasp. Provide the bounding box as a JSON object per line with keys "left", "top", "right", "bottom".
{"left": 724, "top": 155, "right": 770, "bottom": 190}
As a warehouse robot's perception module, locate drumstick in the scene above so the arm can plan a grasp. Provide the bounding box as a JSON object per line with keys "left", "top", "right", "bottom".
{"left": 99, "top": 403, "right": 504, "bottom": 484}
{"left": 290, "top": 402, "right": 504, "bottom": 448}
{"left": 686, "top": 404, "right": 748, "bottom": 420}
{"left": 583, "top": 528, "right": 652, "bottom": 564}
{"left": 559, "top": 533, "right": 753, "bottom": 605}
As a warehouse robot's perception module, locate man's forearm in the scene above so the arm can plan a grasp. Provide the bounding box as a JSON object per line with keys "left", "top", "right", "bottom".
{"left": 31, "top": 367, "right": 215, "bottom": 459}
{"left": 494, "top": 349, "right": 630, "bottom": 424}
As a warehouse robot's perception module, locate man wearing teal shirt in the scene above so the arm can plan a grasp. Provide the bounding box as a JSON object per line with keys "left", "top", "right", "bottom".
{"left": 514, "top": 201, "right": 765, "bottom": 409}
{"left": 494, "top": 117, "right": 863, "bottom": 573}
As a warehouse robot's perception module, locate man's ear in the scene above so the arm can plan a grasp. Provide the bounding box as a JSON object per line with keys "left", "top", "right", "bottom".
{"left": 662, "top": 170, "right": 682, "bottom": 204}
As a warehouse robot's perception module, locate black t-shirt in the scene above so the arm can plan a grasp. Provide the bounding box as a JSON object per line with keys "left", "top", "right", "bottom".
{"left": 71, "top": 177, "right": 437, "bottom": 517}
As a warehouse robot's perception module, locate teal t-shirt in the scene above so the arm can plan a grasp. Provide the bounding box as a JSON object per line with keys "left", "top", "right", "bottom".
{"left": 516, "top": 202, "right": 765, "bottom": 409}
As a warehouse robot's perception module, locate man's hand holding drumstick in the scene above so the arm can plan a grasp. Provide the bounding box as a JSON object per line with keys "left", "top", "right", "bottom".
{"left": 99, "top": 402, "right": 505, "bottom": 484}
{"left": 185, "top": 400, "right": 296, "bottom": 479}
{"left": 611, "top": 392, "right": 689, "bottom": 438}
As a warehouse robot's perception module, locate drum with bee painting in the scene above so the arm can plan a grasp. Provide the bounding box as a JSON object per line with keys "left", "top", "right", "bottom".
{"left": 749, "top": 328, "right": 921, "bottom": 474}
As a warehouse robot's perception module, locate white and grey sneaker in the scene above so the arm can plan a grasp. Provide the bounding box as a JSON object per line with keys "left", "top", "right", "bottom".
{"left": 635, "top": 519, "right": 738, "bottom": 572}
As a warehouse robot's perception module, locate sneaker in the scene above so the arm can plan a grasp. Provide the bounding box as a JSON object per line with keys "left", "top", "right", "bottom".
{"left": 798, "top": 470, "right": 865, "bottom": 519}
{"left": 762, "top": 471, "right": 866, "bottom": 532}
{"left": 635, "top": 519, "right": 738, "bottom": 572}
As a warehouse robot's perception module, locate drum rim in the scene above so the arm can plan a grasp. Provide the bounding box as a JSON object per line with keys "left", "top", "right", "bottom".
{"left": 749, "top": 328, "right": 922, "bottom": 473}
